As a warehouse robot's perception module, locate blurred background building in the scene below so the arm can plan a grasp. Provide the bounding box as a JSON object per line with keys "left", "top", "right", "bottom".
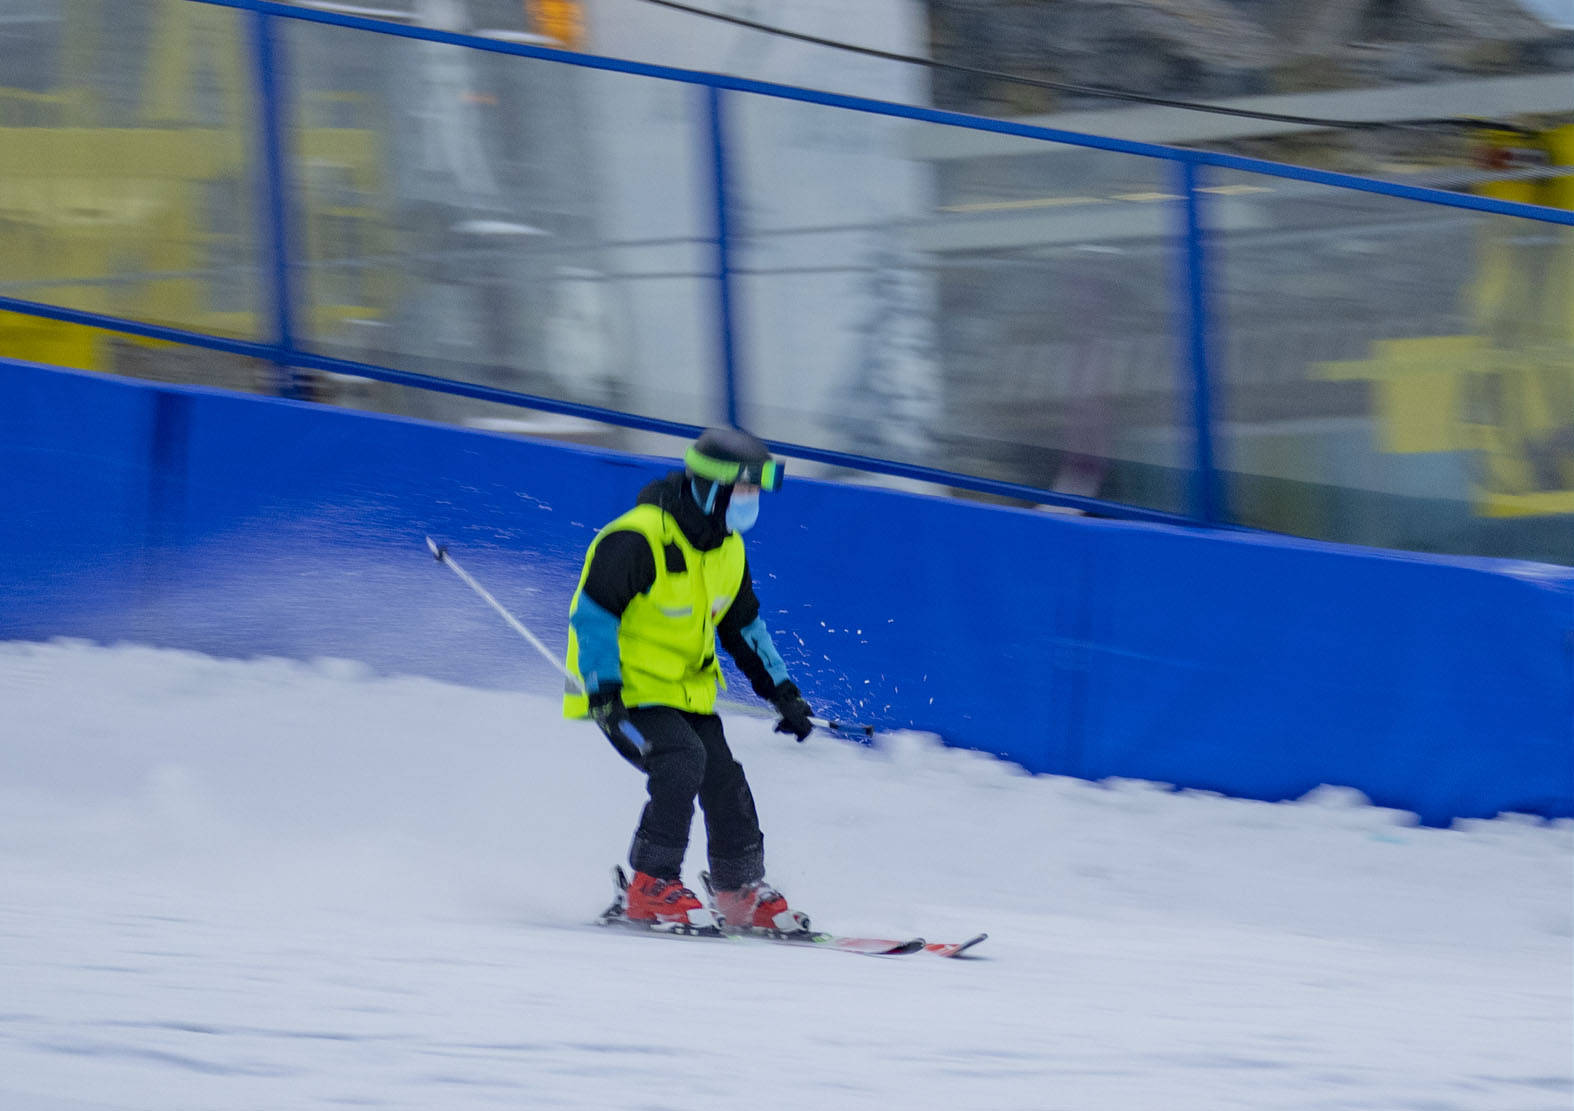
{"left": 0, "top": 0, "right": 1570, "bottom": 561}
{"left": 917, "top": 0, "right": 1574, "bottom": 555}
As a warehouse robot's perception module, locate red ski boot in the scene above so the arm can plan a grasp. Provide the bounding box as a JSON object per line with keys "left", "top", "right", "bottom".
{"left": 710, "top": 878, "right": 810, "bottom": 934}
{"left": 624, "top": 871, "right": 719, "bottom": 931}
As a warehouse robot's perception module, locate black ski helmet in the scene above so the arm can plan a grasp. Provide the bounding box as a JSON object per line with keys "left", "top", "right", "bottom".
{"left": 683, "top": 427, "right": 783, "bottom": 515}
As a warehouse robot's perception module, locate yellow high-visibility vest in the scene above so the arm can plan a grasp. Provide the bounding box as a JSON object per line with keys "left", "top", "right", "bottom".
{"left": 563, "top": 504, "right": 745, "bottom": 717}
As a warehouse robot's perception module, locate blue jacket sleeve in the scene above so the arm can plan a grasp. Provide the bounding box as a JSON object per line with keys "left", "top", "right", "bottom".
{"left": 716, "top": 563, "right": 792, "bottom": 700}
{"left": 570, "top": 594, "right": 623, "bottom": 695}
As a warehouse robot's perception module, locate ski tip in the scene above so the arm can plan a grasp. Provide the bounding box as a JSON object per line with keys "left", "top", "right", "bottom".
{"left": 923, "top": 932, "right": 989, "bottom": 958}
{"left": 425, "top": 536, "right": 447, "bottom": 561}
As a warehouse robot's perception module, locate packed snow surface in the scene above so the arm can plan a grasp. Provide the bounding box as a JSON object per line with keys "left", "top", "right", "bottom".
{"left": 2, "top": 640, "right": 1569, "bottom": 1111}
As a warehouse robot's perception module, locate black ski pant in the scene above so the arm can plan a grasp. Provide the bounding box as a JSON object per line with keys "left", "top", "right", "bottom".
{"left": 626, "top": 706, "right": 765, "bottom": 891}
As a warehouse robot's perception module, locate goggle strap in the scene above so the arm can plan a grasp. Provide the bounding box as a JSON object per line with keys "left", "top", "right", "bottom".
{"left": 684, "top": 446, "right": 742, "bottom": 484}
{"left": 685, "top": 446, "right": 784, "bottom": 492}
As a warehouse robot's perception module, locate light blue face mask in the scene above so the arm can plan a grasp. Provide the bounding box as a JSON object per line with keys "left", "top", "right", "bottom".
{"left": 725, "top": 490, "right": 759, "bottom": 533}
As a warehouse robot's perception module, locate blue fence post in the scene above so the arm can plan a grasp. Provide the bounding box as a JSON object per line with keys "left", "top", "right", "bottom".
{"left": 703, "top": 85, "right": 742, "bottom": 428}
{"left": 1176, "top": 157, "right": 1225, "bottom": 525}
{"left": 249, "top": 5, "right": 304, "bottom": 400}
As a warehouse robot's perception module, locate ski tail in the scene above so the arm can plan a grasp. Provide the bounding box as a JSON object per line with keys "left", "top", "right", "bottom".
{"left": 597, "top": 865, "right": 629, "bottom": 924}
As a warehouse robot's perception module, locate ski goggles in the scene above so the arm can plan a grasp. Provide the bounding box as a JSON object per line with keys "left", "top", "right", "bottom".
{"left": 684, "top": 446, "right": 784, "bottom": 492}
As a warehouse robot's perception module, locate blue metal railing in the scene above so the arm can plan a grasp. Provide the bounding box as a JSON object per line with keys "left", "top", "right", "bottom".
{"left": 1175, "top": 159, "right": 1223, "bottom": 526}
{"left": 5, "top": 0, "right": 1572, "bottom": 532}
{"left": 248, "top": 6, "right": 304, "bottom": 399}
{"left": 703, "top": 84, "right": 742, "bottom": 429}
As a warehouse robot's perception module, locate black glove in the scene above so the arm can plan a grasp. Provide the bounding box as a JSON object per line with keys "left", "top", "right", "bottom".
{"left": 588, "top": 682, "right": 647, "bottom": 769}
{"left": 770, "top": 680, "right": 814, "bottom": 742}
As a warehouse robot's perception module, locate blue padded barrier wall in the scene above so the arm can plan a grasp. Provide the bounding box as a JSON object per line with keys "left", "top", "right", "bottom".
{"left": 1077, "top": 526, "right": 1574, "bottom": 824}
{"left": 0, "top": 366, "right": 161, "bottom": 635}
{"left": 3, "top": 359, "right": 1571, "bottom": 826}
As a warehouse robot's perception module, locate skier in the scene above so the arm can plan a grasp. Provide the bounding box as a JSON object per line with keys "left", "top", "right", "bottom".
{"left": 564, "top": 427, "right": 817, "bottom": 933}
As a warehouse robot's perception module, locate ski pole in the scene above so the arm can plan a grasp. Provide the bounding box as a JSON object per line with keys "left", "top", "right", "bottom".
{"left": 813, "top": 717, "right": 876, "bottom": 738}
{"left": 426, "top": 536, "right": 586, "bottom": 694}
{"left": 428, "top": 537, "right": 875, "bottom": 736}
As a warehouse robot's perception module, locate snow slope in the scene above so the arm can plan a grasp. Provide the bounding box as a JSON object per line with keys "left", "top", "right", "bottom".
{"left": 1, "top": 640, "right": 1569, "bottom": 1111}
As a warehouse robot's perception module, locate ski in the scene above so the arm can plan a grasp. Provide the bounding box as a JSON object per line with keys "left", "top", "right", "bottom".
{"left": 693, "top": 870, "right": 926, "bottom": 955}
{"left": 597, "top": 868, "right": 925, "bottom": 957}
{"left": 724, "top": 923, "right": 926, "bottom": 956}
{"left": 595, "top": 868, "right": 985, "bottom": 958}
{"left": 698, "top": 868, "right": 982, "bottom": 956}
{"left": 697, "top": 869, "right": 987, "bottom": 958}
{"left": 596, "top": 912, "right": 727, "bottom": 941}
{"left": 595, "top": 904, "right": 922, "bottom": 955}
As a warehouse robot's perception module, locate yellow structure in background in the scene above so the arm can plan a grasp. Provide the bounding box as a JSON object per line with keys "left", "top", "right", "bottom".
{"left": 1319, "top": 124, "right": 1574, "bottom": 518}
{"left": 0, "top": 0, "right": 385, "bottom": 377}
{"left": 527, "top": 0, "right": 586, "bottom": 49}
